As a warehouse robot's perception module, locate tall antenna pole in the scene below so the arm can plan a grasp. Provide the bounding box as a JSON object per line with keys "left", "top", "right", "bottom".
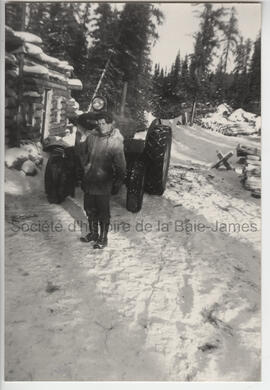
{"left": 87, "top": 50, "right": 114, "bottom": 112}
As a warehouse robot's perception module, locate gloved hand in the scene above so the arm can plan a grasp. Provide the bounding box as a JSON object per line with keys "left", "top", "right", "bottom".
{"left": 111, "top": 183, "right": 121, "bottom": 195}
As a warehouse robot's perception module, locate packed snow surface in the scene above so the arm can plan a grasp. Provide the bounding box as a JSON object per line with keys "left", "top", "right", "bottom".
{"left": 5, "top": 122, "right": 260, "bottom": 381}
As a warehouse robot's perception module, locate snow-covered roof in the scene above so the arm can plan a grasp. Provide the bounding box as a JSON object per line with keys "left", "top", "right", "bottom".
{"left": 6, "top": 25, "right": 82, "bottom": 89}
{"left": 68, "top": 79, "right": 83, "bottom": 90}
{"left": 23, "top": 91, "right": 42, "bottom": 98}
{"left": 10, "top": 41, "right": 71, "bottom": 73}
{"left": 37, "top": 52, "right": 61, "bottom": 67}
{"left": 57, "top": 61, "right": 74, "bottom": 72}
{"left": 14, "top": 31, "right": 43, "bottom": 45}
{"left": 12, "top": 42, "right": 43, "bottom": 56}
{"left": 23, "top": 64, "right": 49, "bottom": 77}
{"left": 48, "top": 69, "right": 67, "bottom": 82}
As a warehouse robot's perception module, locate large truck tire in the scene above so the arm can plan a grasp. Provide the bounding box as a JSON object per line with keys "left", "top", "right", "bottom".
{"left": 45, "top": 156, "right": 66, "bottom": 203}
{"left": 144, "top": 124, "right": 172, "bottom": 195}
{"left": 126, "top": 159, "right": 146, "bottom": 213}
{"left": 44, "top": 147, "right": 75, "bottom": 203}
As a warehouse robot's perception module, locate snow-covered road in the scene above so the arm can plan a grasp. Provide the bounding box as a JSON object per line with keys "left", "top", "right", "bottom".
{"left": 5, "top": 163, "right": 260, "bottom": 381}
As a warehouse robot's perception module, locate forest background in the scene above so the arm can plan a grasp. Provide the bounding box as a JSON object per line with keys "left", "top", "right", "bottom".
{"left": 5, "top": 2, "right": 261, "bottom": 128}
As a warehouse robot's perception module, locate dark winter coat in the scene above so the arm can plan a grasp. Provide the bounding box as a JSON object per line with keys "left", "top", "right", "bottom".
{"left": 77, "top": 128, "right": 126, "bottom": 195}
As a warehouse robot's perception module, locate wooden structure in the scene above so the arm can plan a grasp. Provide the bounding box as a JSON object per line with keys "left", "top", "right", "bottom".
{"left": 5, "top": 26, "right": 82, "bottom": 147}
{"left": 237, "top": 144, "right": 261, "bottom": 198}
{"left": 211, "top": 150, "right": 233, "bottom": 170}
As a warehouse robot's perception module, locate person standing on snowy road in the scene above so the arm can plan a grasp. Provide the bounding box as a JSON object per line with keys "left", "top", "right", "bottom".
{"left": 76, "top": 111, "right": 126, "bottom": 249}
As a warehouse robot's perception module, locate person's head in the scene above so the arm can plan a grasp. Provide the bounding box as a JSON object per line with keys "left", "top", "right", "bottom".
{"left": 77, "top": 112, "right": 99, "bottom": 132}
{"left": 96, "top": 111, "right": 114, "bottom": 135}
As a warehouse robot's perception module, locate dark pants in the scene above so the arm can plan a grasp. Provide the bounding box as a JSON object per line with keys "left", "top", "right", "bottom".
{"left": 83, "top": 193, "right": 111, "bottom": 223}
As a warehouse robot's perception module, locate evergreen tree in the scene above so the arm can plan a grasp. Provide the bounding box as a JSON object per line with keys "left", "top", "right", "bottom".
{"left": 190, "top": 4, "right": 225, "bottom": 102}
{"left": 5, "top": 2, "right": 26, "bottom": 30}
{"left": 231, "top": 36, "right": 254, "bottom": 108}
{"left": 115, "top": 3, "right": 163, "bottom": 127}
{"left": 23, "top": 3, "right": 91, "bottom": 107}
{"left": 221, "top": 7, "right": 239, "bottom": 73}
{"left": 86, "top": 3, "right": 121, "bottom": 109}
{"left": 247, "top": 34, "right": 261, "bottom": 109}
{"left": 180, "top": 55, "right": 191, "bottom": 101}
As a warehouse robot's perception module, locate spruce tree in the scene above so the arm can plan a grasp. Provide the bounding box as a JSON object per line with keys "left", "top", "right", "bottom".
{"left": 221, "top": 7, "right": 239, "bottom": 74}
{"left": 248, "top": 34, "right": 261, "bottom": 110}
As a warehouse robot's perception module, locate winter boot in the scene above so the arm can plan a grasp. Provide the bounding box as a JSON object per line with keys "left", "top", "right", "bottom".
{"left": 80, "top": 219, "right": 99, "bottom": 242}
{"left": 93, "top": 221, "right": 109, "bottom": 249}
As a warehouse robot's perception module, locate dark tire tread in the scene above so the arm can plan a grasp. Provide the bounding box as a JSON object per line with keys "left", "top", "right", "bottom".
{"left": 144, "top": 125, "right": 172, "bottom": 195}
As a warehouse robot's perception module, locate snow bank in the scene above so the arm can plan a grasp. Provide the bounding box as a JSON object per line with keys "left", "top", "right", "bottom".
{"left": 5, "top": 143, "right": 43, "bottom": 171}
{"left": 21, "top": 160, "right": 37, "bottom": 176}
{"left": 216, "top": 103, "right": 232, "bottom": 116}
{"left": 228, "top": 108, "right": 256, "bottom": 123}
{"left": 5, "top": 165, "right": 44, "bottom": 195}
{"left": 5, "top": 148, "right": 30, "bottom": 169}
{"left": 5, "top": 171, "right": 31, "bottom": 195}
{"left": 21, "top": 143, "right": 43, "bottom": 165}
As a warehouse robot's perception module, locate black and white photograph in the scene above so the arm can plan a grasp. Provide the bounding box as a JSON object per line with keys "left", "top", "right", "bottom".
{"left": 3, "top": 0, "right": 262, "bottom": 383}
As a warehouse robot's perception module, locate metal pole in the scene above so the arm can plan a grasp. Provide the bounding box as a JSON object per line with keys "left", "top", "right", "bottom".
{"left": 120, "top": 81, "right": 128, "bottom": 117}
{"left": 190, "top": 99, "right": 196, "bottom": 126}
{"left": 87, "top": 52, "right": 113, "bottom": 112}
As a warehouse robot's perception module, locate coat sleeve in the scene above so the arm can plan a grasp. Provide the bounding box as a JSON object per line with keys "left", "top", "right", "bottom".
{"left": 75, "top": 132, "right": 90, "bottom": 168}
{"left": 111, "top": 137, "right": 126, "bottom": 190}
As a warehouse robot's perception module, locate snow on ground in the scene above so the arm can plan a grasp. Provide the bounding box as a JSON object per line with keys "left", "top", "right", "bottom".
{"left": 5, "top": 124, "right": 261, "bottom": 381}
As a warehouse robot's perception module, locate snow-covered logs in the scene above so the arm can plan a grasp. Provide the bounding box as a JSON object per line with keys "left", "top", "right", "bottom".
{"left": 237, "top": 144, "right": 261, "bottom": 198}
{"left": 198, "top": 104, "right": 261, "bottom": 137}
{"left": 5, "top": 26, "right": 82, "bottom": 147}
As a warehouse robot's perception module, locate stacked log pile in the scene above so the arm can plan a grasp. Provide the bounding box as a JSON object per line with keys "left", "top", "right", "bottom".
{"left": 198, "top": 104, "right": 261, "bottom": 137}
{"left": 5, "top": 52, "right": 19, "bottom": 146}
{"left": 237, "top": 144, "right": 261, "bottom": 198}
{"left": 5, "top": 26, "right": 82, "bottom": 147}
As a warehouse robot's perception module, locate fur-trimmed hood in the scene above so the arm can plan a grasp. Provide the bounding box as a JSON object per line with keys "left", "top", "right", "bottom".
{"left": 90, "top": 127, "right": 124, "bottom": 147}
{"left": 81, "top": 126, "right": 126, "bottom": 195}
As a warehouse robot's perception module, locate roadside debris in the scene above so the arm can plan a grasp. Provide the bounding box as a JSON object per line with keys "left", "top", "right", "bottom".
{"left": 198, "top": 343, "right": 219, "bottom": 352}
{"left": 210, "top": 150, "right": 233, "bottom": 170}
{"left": 46, "top": 281, "right": 60, "bottom": 294}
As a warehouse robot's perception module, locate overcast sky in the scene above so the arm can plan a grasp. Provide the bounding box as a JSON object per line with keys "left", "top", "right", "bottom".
{"left": 150, "top": 2, "right": 261, "bottom": 71}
